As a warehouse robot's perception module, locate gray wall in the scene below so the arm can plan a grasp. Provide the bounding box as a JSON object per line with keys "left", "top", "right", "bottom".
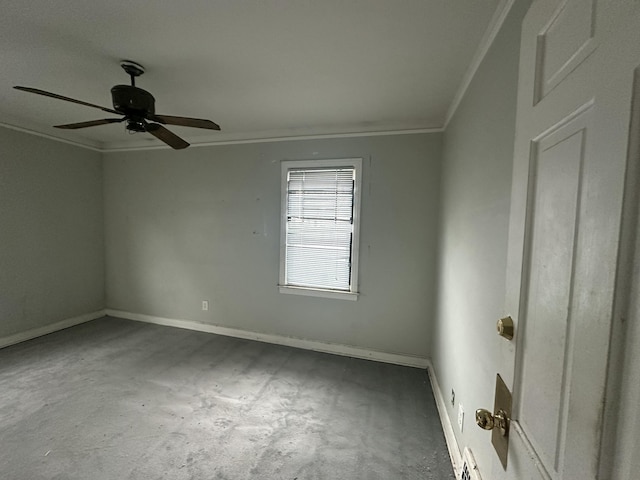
{"left": 104, "top": 133, "right": 441, "bottom": 358}
{"left": 0, "top": 127, "right": 104, "bottom": 338}
{"left": 432, "top": 0, "right": 530, "bottom": 473}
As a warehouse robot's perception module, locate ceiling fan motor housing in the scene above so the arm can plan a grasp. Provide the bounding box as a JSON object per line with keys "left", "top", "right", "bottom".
{"left": 111, "top": 85, "right": 155, "bottom": 116}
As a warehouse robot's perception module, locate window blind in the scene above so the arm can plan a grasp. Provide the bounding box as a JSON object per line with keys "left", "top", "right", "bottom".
{"left": 285, "top": 167, "right": 355, "bottom": 291}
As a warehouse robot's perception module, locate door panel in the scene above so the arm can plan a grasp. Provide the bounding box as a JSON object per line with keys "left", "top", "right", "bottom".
{"left": 534, "top": 0, "right": 597, "bottom": 103}
{"left": 520, "top": 109, "right": 591, "bottom": 475}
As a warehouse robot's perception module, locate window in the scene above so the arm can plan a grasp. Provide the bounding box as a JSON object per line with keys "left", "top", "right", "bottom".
{"left": 279, "top": 158, "right": 362, "bottom": 300}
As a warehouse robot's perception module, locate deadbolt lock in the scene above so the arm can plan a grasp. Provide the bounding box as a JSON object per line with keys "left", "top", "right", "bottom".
{"left": 496, "top": 316, "right": 514, "bottom": 340}
{"left": 475, "top": 408, "right": 510, "bottom": 436}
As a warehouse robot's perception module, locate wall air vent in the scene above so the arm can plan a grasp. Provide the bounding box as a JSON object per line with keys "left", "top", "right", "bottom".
{"left": 460, "top": 447, "right": 482, "bottom": 480}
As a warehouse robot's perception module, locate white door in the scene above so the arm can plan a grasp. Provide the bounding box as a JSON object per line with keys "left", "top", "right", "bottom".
{"left": 496, "top": 1, "right": 640, "bottom": 479}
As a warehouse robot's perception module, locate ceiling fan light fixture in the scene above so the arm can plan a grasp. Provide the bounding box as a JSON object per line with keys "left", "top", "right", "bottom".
{"left": 125, "top": 119, "right": 146, "bottom": 133}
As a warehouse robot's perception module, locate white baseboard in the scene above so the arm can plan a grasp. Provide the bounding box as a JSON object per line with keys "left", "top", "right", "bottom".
{"left": 427, "top": 360, "right": 463, "bottom": 477}
{"left": 105, "top": 309, "right": 429, "bottom": 369}
{"left": 0, "top": 309, "right": 106, "bottom": 349}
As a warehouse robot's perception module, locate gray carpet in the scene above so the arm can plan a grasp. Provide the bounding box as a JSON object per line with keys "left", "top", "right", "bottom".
{"left": 0, "top": 317, "right": 455, "bottom": 480}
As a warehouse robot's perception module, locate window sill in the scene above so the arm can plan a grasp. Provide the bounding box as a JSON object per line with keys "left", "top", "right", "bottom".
{"left": 278, "top": 285, "right": 359, "bottom": 301}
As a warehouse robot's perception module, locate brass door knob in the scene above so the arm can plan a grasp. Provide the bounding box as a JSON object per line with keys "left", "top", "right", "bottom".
{"left": 475, "top": 408, "right": 510, "bottom": 436}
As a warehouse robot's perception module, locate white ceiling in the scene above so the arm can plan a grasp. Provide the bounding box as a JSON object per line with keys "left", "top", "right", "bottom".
{"left": 0, "top": 0, "right": 504, "bottom": 150}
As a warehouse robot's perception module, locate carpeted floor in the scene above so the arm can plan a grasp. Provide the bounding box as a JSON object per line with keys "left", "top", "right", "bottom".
{"left": 0, "top": 317, "right": 455, "bottom": 480}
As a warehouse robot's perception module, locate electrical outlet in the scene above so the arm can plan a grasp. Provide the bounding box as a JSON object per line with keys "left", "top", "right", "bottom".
{"left": 458, "top": 404, "right": 464, "bottom": 432}
{"left": 202, "top": 300, "right": 209, "bottom": 311}
{"left": 451, "top": 389, "right": 455, "bottom": 406}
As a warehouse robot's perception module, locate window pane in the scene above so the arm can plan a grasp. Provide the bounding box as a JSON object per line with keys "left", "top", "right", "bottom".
{"left": 286, "top": 245, "right": 352, "bottom": 290}
{"left": 284, "top": 167, "right": 355, "bottom": 291}
{"left": 286, "top": 219, "right": 353, "bottom": 248}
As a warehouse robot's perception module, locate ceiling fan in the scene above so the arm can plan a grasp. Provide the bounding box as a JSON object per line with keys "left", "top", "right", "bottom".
{"left": 14, "top": 61, "right": 220, "bottom": 149}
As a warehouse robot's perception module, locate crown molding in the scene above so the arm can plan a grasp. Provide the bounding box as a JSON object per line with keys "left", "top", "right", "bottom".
{"left": 443, "top": 0, "right": 516, "bottom": 129}
{"left": 1, "top": 122, "right": 442, "bottom": 153}
{"left": 101, "top": 127, "right": 444, "bottom": 153}
{"left": 0, "top": 121, "right": 102, "bottom": 151}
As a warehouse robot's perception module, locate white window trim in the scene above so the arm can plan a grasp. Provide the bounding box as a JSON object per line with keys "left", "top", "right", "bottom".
{"left": 278, "top": 158, "right": 362, "bottom": 300}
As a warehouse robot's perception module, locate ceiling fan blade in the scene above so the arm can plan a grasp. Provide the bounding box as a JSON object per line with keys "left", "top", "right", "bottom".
{"left": 55, "top": 118, "right": 124, "bottom": 129}
{"left": 149, "top": 114, "right": 220, "bottom": 131}
{"left": 145, "top": 123, "right": 190, "bottom": 150}
{"left": 14, "top": 86, "right": 119, "bottom": 115}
